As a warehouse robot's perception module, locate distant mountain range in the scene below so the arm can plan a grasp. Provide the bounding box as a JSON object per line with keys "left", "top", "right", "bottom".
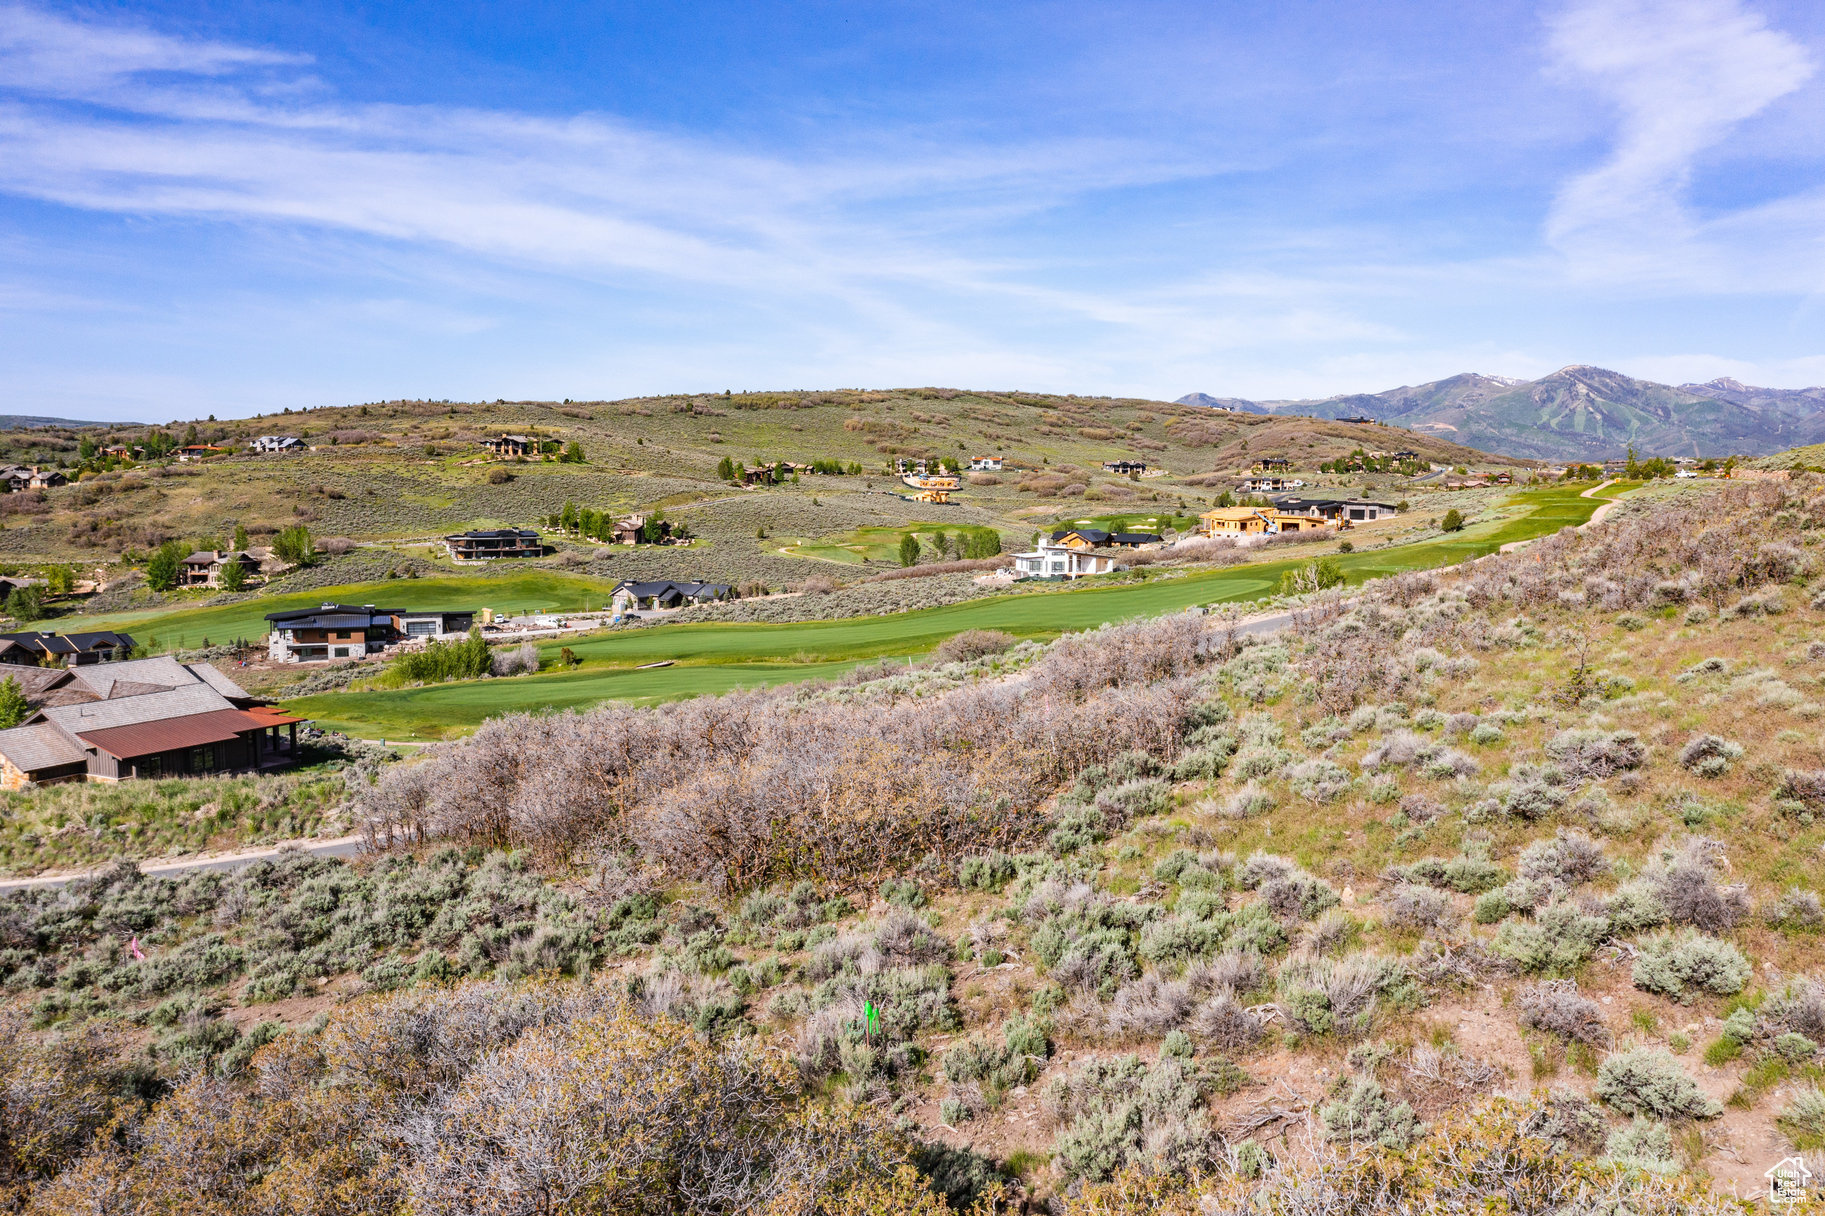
{"left": 0, "top": 415, "right": 123, "bottom": 430}
{"left": 1177, "top": 366, "right": 1825, "bottom": 460}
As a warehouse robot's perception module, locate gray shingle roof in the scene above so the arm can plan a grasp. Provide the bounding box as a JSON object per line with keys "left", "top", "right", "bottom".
{"left": 0, "top": 723, "right": 87, "bottom": 773}
{"left": 41, "top": 684, "right": 234, "bottom": 733}
{"left": 69, "top": 657, "right": 250, "bottom": 702}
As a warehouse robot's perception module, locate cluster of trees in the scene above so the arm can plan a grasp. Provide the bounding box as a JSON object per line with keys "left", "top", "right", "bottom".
{"left": 543, "top": 502, "right": 690, "bottom": 545}
{"left": 716, "top": 456, "right": 849, "bottom": 484}
{"left": 1210, "top": 491, "right": 1272, "bottom": 509}
{"left": 896, "top": 527, "right": 1001, "bottom": 567}
{"left": 143, "top": 524, "right": 312, "bottom": 593}
{"left": 1318, "top": 448, "right": 1423, "bottom": 476}
{"left": 389, "top": 627, "right": 495, "bottom": 683}
{"left": 1623, "top": 449, "right": 1677, "bottom": 480}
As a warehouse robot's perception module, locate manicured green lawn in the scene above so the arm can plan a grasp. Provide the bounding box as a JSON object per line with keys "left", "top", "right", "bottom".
{"left": 48, "top": 571, "right": 621, "bottom": 651}
{"left": 294, "top": 658, "right": 877, "bottom": 737}
{"left": 287, "top": 484, "right": 1624, "bottom": 738}
{"left": 777, "top": 522, "right": 971, "bottom": 564}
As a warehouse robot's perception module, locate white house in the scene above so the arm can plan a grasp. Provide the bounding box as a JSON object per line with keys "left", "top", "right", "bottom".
{"left": 968, "top": 455, "right": 1004, "bottom": 471}
{"left": 248, "top": 436, "right": 305, "bottom": 453}
{"left": 1012, "top": 537, "right": 1117, "bottom": 580}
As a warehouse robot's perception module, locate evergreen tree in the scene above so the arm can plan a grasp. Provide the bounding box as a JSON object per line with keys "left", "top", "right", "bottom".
{"left": 1440, "top": 508, "right": 1464, "bottom": 533}
{"left": 146, "top": 540, "right": 187, "bottom": 591}
{"left": 273, "top": 525, "right": 315, "bottom": 566}
{"left": 4, "top": 585, "right": 43, "bottom": 622}
{"left": 898, "top": 534, "right": 920, "bottom": 567}
{"left": 233, "top": 524, "right": 248, "bottom": 550}
{"left": 217, "top": 556, "right": 248, "bottom": 593}
{"left": 0, "top": 676, "right": 27, "bottom": 729}
{"left": 716, "top": 456, "right": 736, "bottom": 481}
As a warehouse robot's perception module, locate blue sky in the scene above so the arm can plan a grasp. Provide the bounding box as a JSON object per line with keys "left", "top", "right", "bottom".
{"left": 2, "top": 0, "right": 1824, "bottom": 421}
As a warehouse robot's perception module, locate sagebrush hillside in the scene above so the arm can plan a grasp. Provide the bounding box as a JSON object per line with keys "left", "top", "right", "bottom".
{"left": 0, "top": 388, "right": 1516, "bottom": 571}
{"left": 6, "top": 473, "right": 1825, "bottom": 1212}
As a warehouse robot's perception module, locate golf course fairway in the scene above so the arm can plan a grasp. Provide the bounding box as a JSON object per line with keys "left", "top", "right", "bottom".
{"left": 286, "top": 483, "right": 1627, "bottom": 738}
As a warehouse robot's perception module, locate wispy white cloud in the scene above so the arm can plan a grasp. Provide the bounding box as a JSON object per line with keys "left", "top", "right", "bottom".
{"left": 0, "top": 5, "right": 1199, "bottom": 319}
{"left": 3, "top": 2, "right": 1824, "bottom": 417}
{"left": 0, "top": 3, "right": 304, "bottom": 95}
{"left": 1545, "top": 0, "right": 1818, "bottom": 287}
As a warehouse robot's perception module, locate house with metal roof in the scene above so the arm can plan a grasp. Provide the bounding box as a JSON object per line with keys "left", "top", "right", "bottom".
{"left": 444, "top": 528, "right": 542, "bottom": 561}
{"left": 1049, "top": 528, "right": 1112, "bottom": 549}
{"left": 264, "top": 603, "right": 475, "bottom": 663}
{"left": 0, "top": 660, "right": 305, "bottom": 788}
{"left": 1268, "top": 496, "right": 1399, "bottom": 523}
{"left": 248, "top": 435, "right": 305, "bottom": 453}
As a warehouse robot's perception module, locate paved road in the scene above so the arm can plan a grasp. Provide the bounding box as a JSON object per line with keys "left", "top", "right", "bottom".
{"left": 0, "top": 834, "right": 365, "bottom": 895}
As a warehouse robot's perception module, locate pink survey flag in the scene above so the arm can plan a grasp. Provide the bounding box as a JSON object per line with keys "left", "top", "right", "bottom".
{"left": 129, "top": 935, "right": 145, "bottom": 960}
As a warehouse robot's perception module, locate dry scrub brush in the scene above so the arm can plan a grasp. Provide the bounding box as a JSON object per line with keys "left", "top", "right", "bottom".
{"left": 355, "top": 612, "right": 1219, "bottom": 892}
{"left": 19, "top": 978, "right": 936, "bottom": 1216}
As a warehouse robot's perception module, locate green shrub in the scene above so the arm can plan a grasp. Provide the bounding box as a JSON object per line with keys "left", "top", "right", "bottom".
{"left": 957, "top": 852, "right": 1019, "bottom": 892}
{"left": 1593, "top": 1048, "right": 1722, "bottom": 1119}
{"left": 1778, "top": 1085, "right": 1825, "bottom": 1149}
{"left": 1603, "top": 1117, "right": 1678, "bottom": 1174}
{"left": 1320, "top": 1076, "right": 1423, "bottom": 1149}
{"left": 1045, "top": 1054, "right": 1221, "bottom": 1182}
{"left": 1492, "top": 903, "right": 1610, "bottom": 974}
{"left": 1630, "top": 930, "right": 1751, "bottom": 1001}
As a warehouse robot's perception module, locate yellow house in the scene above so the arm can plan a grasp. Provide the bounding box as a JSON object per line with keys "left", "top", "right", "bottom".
{"left": 1199, "top": 507, "right": 1333, "bottom": 537}
{"left": 1200, "top": 507, "right": 1273, "bottom": 535}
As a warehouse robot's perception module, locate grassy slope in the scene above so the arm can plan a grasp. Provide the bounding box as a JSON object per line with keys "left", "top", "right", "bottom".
{"left": 291, "top": 484, "right": 1624, "bottom": 737}
{"left": 3, "top": 388, "right": 1524, "bottom": 570}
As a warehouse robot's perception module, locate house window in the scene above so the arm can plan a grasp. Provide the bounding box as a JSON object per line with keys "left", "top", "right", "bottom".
{"left": 189, "top": 746, "right": 215, "bottom": 772}
{"left": 333, "top": 646, "right": 350, "bottom": 658}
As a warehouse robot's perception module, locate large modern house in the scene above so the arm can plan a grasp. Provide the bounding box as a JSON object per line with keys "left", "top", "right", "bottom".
{"left": 1268, "top": 497, "right": 1399, "bottom": 523}
{"left": 0, "top": 656, "right": 305, "bottom": 788}
{"left": 444, "top": 528, "right": 542, "bottom": 561}
{"left": 0, "top": 630, "right": 136, "bottom": 667}
{"left": 1013, "top": 537, "right": 1119, "bottom": 580}
{"left": 248, "top": 435, "right": 305, "bottom": 453}
{"left": 265, "top": 604, "right": 476, "bottom": 663}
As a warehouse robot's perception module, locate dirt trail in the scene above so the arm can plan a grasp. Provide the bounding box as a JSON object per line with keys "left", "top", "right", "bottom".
{"left": 1497, "top": 478, "right": 1622, "bottom": 554}
{"left": 0, "top": 834, "right": 364, "bottom": 893}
